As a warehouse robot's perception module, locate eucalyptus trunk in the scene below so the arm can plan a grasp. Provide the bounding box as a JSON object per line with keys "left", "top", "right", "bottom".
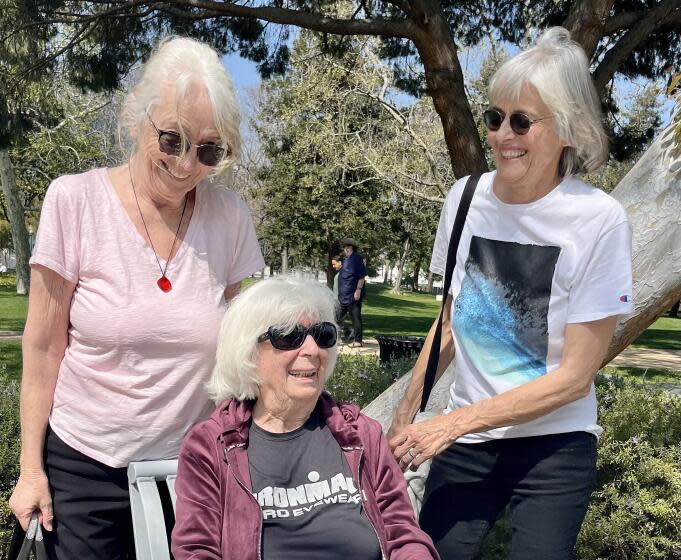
{"left": 0, "top": 149, "right": 30, "bottom": 295}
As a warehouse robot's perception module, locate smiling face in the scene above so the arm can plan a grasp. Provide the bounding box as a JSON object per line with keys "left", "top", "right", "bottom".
{"left": 488, "top": 85, "right": 567, "bottom": 201}
{"left": 256, "top": 318, "right": 330, "bottom": 412}
{"left": 137, "top": 83, "right": 221, "bottom": 198}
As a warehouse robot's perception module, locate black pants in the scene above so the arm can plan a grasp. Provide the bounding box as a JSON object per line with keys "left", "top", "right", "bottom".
{"left": 419, "top": 432, "right": 597, "bottom": 560}
{"left": 41, "top": 428, "right": 135, "bottom": 559}
{"left": 338, "top": 301, "right": 363, "bottom": 343}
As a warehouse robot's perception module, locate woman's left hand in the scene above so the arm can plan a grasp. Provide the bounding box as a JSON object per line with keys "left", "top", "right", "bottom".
{"left": 389, "top": 413, "right": 459, "bottom": 471}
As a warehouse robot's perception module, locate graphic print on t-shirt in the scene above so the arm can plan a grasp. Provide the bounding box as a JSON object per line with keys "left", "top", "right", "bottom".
{"left": 453, "top": 236, "right": 560, "bottom": 386}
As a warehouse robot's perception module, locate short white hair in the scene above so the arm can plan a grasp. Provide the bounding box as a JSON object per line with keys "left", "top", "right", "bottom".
{"left": 119, "top": 36, "right": 241, "bottom": 181}
{"left": 208, "top": 277, "right": 339, "bottom": 403}
{"left": 489, "top": 27, "right": 608, "bottom": 176}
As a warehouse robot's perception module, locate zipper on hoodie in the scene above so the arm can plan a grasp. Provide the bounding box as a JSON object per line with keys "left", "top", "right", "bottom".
{"left": 223, "top": 445, "right": 263, "bottom": 560}
{"left": 343, "top": 446, "right": 387, "bottom": 560}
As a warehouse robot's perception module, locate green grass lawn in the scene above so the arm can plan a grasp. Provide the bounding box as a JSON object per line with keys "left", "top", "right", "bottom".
{"left": 0, "top": 340, "right": 22, "bottom": 382}
{"left": 0, "top": 274, "right": 28, "bottom": 332}
{"left": 630, "top": 316, "right": 681, "bottom": 350}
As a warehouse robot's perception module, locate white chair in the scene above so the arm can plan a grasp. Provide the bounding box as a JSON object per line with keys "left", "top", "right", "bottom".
{"left": 127, "top": 460, "right": 179, "bottom": 560}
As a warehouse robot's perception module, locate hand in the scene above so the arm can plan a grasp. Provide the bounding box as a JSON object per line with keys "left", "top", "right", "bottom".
{"left": 386, "top": 415, "right": 411, "bottom": 442}
{"left": 353, "top": 289, "right": 361, "bottom": 301}
{"left": 389, "top": 414, "right": 458, "bottom": 472}
{"left": 9, "top": 469, "right": 54, "bottom": 531}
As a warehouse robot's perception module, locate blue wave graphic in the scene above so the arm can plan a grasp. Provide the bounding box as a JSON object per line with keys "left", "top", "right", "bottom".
{"left": 454, "top": 263, "right": 547, "bottom": 385}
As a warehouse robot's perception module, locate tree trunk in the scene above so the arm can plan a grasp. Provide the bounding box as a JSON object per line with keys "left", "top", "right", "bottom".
{"left": 383, "top": 258, "right": 390, "bottom": 284}
{"left": 281, "top": 245, "right": 289, "bottom": 274}
{"left": 391, "top": 237, "right": 410, "bottom": 295}
{"left": 411, "top": 0, "right": 488, "bottom": 178}
{"left": 411, "top": 261, "right": 421, "bottom": 291}
{"left": 605, "top": 123, "right": 681, "bottom": 364}
{"left": 563, "top": 0, "right": 615, "bottom": 60}
{"left": 426, "top": 271, "right": 434, "bottom": 293}
{"left": 0, "top": 149, "right": 30, "bottom": 295}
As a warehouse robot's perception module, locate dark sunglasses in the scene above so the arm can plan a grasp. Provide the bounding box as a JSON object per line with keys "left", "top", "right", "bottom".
{"left": 148, "top": 116, "right": 227, "bottom": 167}
{"left": 483, "top": 108, "right": 552, "bottom": 135}
{"left": 257, "top": 322, "right": 337, "bottom": 350}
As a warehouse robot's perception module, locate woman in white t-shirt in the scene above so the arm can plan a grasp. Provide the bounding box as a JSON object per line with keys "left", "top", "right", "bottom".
{"left": 9, "top": 37, "right": 264, "bottom": 559}
{"left": 388, "top": 27, "right": 634, "bottom": 559}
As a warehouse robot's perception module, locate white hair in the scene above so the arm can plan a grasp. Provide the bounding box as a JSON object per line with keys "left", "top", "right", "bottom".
{"left": 208, "top": 277, "right": 339, "bottom": 403}
{"left": 119, "top": 36, "right": 241, "bottom": 181}
{"left": 489, "top": 27, "right": 608, "bottom": 176}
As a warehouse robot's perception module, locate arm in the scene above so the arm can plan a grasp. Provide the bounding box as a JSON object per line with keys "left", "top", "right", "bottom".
{"left": 361, "top": 417, "right": 439, "bottom": 560}
{"left": 391, "top": 316, "right": 618, "bottom": 469}
{"left": 171, "top": 425, "right": 223, "bottom": 560}
{"left": 224, "top": 281, "right": 241, "bottom": 303}
{"left": 387, "top": 295, "right": 455, "bottom": 441}
{"left": 9, "top": 265, "right": 76, "bottom": 530}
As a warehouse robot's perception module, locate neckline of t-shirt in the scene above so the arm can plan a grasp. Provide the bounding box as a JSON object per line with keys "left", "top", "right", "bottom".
{"left": 97, "top": 167, "right": 202, "bottom": 269}
{"left": 250, "top": 411, "right": 321, "bottom": 441}
{"left": 485, "top": 171, "right": 569, "bottom": 212}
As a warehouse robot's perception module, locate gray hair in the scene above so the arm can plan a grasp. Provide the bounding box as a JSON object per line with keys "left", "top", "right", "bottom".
{"left": 489, "top": 27, "right": 608, "bottom": 176}
{"left": 208, "top": 277, "right": 339, "bottom": 403}
{"left": 118, "top": 36, "right": 241, "bottom": 181}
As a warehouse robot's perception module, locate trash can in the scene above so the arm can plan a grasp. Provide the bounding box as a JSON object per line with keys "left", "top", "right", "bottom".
{"left": 375, "top": 335, "right": 426, "bottom": 363}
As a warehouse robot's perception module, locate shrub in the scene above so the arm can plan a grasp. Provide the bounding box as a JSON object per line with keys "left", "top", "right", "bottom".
{"left": 325, "top": 354, "right": 416, "bottom": 408}
{"left": 576, "top": 376, "right": 681, "bottom": 559}
{"left": 0, "top": 380, "right": 21, "bottom": 559}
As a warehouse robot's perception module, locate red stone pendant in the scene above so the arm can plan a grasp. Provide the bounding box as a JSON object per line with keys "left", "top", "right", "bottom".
{"left": 157, "top": 276, "right": 172, "bottom": 292}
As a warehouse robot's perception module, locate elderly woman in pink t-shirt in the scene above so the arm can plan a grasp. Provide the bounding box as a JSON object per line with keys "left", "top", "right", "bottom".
{"left": 9, "top": 37, "right": 264, "bottom": 559}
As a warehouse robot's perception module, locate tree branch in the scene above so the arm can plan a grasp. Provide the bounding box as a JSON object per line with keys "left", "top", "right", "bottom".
{"left": 593, "top": 0, "right": 681, "bottom": 92}
{"left": 164, "top": 0, "right": 416, "bottom": 38}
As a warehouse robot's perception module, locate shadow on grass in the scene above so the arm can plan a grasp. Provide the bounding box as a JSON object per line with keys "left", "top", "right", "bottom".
{"left": 631, "top": 328, "right": 681, "bottom": 351}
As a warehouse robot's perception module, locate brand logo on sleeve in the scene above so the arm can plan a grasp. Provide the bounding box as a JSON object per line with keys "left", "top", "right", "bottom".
{"left": 619, "top": 295, "right": 631, "bottom": 302}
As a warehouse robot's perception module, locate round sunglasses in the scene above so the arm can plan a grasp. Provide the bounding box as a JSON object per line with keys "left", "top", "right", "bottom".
{"left": 257, "top": 322, "right": 337, "bottom": 351}
{"left": 148, "top": 116, "right": 228, "bottom": 167}
{"left": 483, "top": 108, "right": 552, "bottom": 135}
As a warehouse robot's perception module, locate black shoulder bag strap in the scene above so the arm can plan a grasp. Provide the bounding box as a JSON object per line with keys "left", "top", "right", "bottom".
{"left": 419, "top": 174, "right": 480, "bottom": 412}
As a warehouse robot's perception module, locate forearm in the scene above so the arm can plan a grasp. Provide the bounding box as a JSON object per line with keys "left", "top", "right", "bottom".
{"left": 356, "top": 278, "right": 365, "bottom": 290}
{"left": 446, "top": 365, "right": 593, "bottom": 439}
{"left": 19, "top": 339, "right": 65, "bottom": 471}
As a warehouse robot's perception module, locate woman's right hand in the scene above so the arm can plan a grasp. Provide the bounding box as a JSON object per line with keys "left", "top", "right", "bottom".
{"left": 9, "top": 469, "right": 53, "bottom": 531}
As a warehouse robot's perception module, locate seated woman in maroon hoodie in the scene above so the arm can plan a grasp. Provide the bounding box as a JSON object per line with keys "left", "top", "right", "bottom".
{"left": 172, "top": 276, "right": 438, "bottom": 560}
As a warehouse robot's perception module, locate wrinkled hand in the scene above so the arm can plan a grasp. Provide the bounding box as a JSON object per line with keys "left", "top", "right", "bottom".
{"left": 389, "top": 414, "right": 458, "bottom": 472}
{"left": 9, "top": 470, "right": 53, "bottom": 531}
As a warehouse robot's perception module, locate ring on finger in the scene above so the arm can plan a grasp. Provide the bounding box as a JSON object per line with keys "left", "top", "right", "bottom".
{"left": 407, "top": 448, "right": 417, "bottom": 459}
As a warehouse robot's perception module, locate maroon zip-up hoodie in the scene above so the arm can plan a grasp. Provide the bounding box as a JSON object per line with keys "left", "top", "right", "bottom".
{"left": 172, "top": 392, "right": 439, "bottom": 560}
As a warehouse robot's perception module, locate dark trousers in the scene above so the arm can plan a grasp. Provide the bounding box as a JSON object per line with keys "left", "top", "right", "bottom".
{"left": 419, "top": 431, "right": 597, "bottom": 560}
{"left": 41, "top": 428, "right": 135, "bottom": 559}
{"left": 338, "top": 300, "right": 363, "bottom": 343}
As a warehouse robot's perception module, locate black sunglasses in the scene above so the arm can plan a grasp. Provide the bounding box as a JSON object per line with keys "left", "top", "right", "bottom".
{"left": 483, "top": 108, "right": 552, "bottom": 135}
{"left": 257, "top": 322, "right": 337, "bottom": 351}
{"left": 148, "top": 116, "right": 228, "bottom": 167}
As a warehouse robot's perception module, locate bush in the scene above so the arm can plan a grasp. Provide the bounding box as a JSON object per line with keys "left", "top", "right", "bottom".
{"left": 576, "top": 376, "right": 681, "bottom": 559}
{"left": 0, "top": 380, "right": 21, "bottom": 559}
{"left": 325, "top": 354, "right": 416, "bottom": 408}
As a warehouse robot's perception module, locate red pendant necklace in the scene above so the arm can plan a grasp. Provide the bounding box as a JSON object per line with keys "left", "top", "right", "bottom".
{"left": 129, "top": 167, "right": 188, "bottom": 293}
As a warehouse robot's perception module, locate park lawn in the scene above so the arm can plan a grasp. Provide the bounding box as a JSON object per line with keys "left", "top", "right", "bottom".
{"left": 362, "top": 283, "right": 441, "bottom": 337}
{"left": 0, "top": 274, "right": 28, "bottom": 332}
{"left": 630, "top": 316, "right": 681, "bottom": 350}
{"left": 0, "top": 340, "right": 22, "bottom": 382}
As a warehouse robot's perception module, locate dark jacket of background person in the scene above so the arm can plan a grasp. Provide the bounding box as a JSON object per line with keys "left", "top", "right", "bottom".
{"left": 338, "top": 251, "right": 367, "bottom": 304}
{"left": 172, "top": 392, "right": 439, "bottom": 560}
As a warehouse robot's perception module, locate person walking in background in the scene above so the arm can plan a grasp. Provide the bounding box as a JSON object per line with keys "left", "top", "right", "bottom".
{"left": 331, "top": 254, "right": 343, "bottom": 297}
{"left": 337, "top": 239, "right": 367, "bottom": 347}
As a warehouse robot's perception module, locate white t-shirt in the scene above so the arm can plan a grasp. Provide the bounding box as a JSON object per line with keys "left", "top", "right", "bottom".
{"left": 430, "top": 171, "right": 634, "bottom": 443}
{"left": 31, "top": 168, "right": 265, "bottom": 467}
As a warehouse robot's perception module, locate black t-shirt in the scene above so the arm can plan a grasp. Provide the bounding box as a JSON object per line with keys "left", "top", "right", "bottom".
{"left": 248, "top": 409, "right": 382, "bottom": 559}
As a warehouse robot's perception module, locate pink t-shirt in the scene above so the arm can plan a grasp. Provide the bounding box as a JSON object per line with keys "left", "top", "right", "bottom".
{"left": 30, "top": 168, "right": 265, "bottom": 467}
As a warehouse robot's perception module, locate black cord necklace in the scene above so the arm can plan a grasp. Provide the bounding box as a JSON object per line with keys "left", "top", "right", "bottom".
{"left": 129, "top": 166, "right": 189, "bottom": 293}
